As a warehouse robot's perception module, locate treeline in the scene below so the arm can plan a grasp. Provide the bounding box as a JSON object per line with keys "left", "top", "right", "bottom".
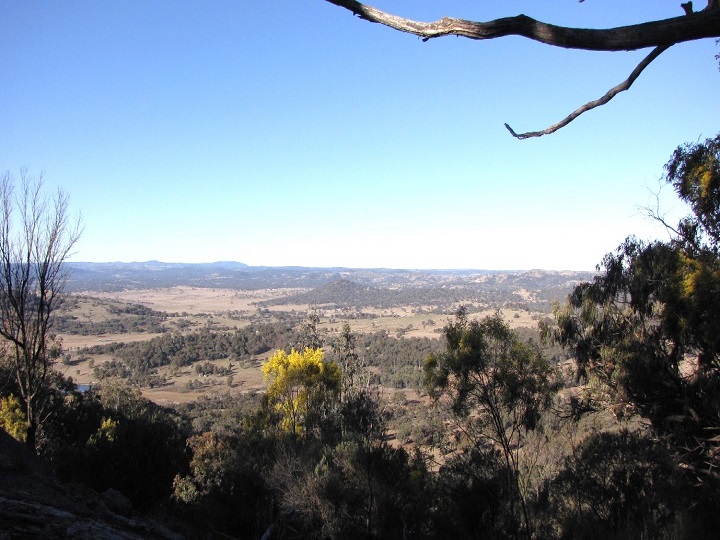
{"left": 86, "top": 323, "right": 295, "bottom": 387}
{"left": 260, "top": 279, "right": 567, "bottom": 313}
{"left": 3, "top": 313, "right": 712, "bottom": 539}
{"left": 83, "top": 323, "right": 446, "bottom": 391}
{"left": 54, "top": 301, "right": 167, "bottom": 335}
{"left": 85, "top": 323, "right": 297, "bottom": 369}
{"left": 358, "top": 331, "right": 444, "bottom": 389}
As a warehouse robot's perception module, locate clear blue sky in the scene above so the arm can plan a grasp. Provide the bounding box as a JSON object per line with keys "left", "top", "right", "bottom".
{"left": 1, "top": 1, "right": 718, "bottom": 270}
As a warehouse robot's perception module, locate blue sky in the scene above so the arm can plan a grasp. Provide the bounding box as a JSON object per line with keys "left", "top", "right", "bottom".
{"left": 1, "top": 1, "right": 718, "bottom": 270}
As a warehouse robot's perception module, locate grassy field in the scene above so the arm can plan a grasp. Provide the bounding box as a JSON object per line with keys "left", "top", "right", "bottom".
{"left": 58, "top": 286, "right": 550, "bottom": 406}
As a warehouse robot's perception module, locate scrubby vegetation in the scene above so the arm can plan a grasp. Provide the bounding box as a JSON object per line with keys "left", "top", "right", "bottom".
{"left": 81, "top": 321, "right": 447, "bottom": 393}
{"left": 54, "top": 299, "right": 167, "bottom": 335}
{"left": 4, "top": 305, "right": 713, "bottom": 538}
{"left": 2, "top": 135, "right": 720, "bottom": 538}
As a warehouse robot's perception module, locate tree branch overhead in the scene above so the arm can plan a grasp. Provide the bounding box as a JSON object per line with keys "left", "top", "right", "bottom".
{"left": 505, "top": 44, "right": 672, "bottom": 139}
{"left": 325, "top": 0, "right": 720, "bottom": 138}
{"left": 326, "top": 0, "right": 720, "bottom": 50}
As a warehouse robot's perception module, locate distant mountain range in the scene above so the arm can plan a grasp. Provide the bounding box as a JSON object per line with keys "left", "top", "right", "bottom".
{"left": 65, "top": 262, "right": 596, "bottom": 309}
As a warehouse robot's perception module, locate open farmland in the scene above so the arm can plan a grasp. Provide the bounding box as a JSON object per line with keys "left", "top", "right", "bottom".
{"left": 56, "top": 263, "right": 587, "bottom": 406}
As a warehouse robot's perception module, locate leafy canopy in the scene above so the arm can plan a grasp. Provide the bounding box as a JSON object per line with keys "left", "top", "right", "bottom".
{"left": 425, "top": 309, "right": 557, "bottom": 437}
{"left": 0, "top": 394, "right": 28, "bottom": 443}
{"left": 549, "top": 133, "right": 720, "bottom": 483}
{"left": 262, "top": 347, "right": 341, "bottom": 435}
{"left": 425, "top": 309, "right": 558, "bottom": 538}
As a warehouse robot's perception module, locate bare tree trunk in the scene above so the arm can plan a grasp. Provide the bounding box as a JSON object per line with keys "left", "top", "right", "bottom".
{"left": 0, "top": 170, "right": 81, "bottom": 453}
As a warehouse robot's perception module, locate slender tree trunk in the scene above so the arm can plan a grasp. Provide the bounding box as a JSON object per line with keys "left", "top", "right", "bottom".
{"left": 25, "top": 423, "right": 37, "bottom": 451}
{"left": 25, "top": 400, "right": 37, "bottom": 451}
{"left": 365, "top": 452, "right": 374, "bottom": 539}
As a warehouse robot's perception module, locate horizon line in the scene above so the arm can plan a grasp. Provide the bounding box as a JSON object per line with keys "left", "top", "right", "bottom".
{"left": 66, "top": 260, "right": 596, "bottom": 273}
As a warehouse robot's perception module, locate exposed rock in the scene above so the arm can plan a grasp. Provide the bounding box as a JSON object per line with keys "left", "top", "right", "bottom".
{"left": 101, "top": 488, "right": 133, "bottom": 518}
{"left": 0, "top": 430, "right": 183, "bottom": 539}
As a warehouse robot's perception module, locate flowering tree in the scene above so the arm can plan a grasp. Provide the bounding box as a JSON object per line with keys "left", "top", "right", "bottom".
{"left": 262, "top": 347, "right": 341, "bottom": 435}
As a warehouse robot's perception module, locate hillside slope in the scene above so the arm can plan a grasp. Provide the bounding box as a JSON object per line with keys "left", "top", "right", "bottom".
{"left": 0, "top": 430, "right": 182, "bottom": 539}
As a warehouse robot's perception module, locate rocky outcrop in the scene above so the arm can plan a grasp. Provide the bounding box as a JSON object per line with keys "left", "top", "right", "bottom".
{"left": 0, "top": 430, "right": 183, "bottom": 539}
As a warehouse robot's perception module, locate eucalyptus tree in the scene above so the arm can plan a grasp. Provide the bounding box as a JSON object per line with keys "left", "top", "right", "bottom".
{"left": 425, "top": 309, "right": 559, "bottom": 537}
{"left": 549, "top": 134, "right": 720, "bottom": 490}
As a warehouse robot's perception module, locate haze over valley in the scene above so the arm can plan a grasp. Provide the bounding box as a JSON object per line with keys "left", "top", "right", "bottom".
{"left": 58, "top": 261, "right": 589, "bottom": 404}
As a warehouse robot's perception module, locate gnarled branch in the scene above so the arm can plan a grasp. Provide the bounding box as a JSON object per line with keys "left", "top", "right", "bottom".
{"left": 325, "top": 0, "right": 720, "bottom": 51}
{"left": 505, "top": 44, "right": 671, "bottom": 139}
{"left": 325, "top": 1, "right": 720, "bottom": 137}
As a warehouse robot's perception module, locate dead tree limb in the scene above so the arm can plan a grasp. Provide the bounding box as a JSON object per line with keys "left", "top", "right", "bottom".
{"left": 324, "top": 1, "right": 720, "bottom": 137}
{"left": 325, "top": 0, "right": 720, "bottom": 50}
{"left": 505, "top": 44, "right": 671, "bottom": 139}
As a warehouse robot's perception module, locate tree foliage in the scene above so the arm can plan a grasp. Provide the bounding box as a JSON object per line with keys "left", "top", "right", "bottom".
{"left": 425, "top": 308, "right": 559, "bottom": 537}
{"left": 333, "top": 321, "right": 361, "bottom": 397}
{"left": 299, "top": 304, "right": 324, "bottom": 350}
{"left": 262, "top": 347, "right": 341, "bottom": 435}
{"left": 549, "top": 133, "right": 720, "bottom": 496}
{"left": 542, "top": 430, "right": 686, "bottom": 539}
{"left": 63, "top": 381, "right": 188, "bottom": 510}
{"left": 0, "top": 393, "right": 28, "bottom": 443}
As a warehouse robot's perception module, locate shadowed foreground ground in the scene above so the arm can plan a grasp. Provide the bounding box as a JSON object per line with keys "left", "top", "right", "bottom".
{"left": 0, "top": 430, "right": 183, "bottom": 540}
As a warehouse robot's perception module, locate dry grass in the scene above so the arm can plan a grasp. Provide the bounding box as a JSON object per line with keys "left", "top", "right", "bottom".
{"left": 84, "top": 286, "right": 307, "bottom": 314}
{"left": 58, "top": 287, "right": 548, "bottom": 405}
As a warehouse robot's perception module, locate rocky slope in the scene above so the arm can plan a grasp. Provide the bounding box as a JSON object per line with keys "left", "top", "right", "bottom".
{"left": 0, "top": 430, "right": 182, "bottom": 539}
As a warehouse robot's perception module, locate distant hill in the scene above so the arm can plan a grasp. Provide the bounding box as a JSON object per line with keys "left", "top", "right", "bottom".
{"left": 66, "top": 261, "right": 255, "bottom": 291}
{"left": 262, "top": 279, "right": 395, "bottom": 307}
{"left": 259, "top": 270, "right": 595, "bottom": 311}
{"left": 64, "top": 262, "right": 595, "bottom": 310}
{"left": 66, "top": 262, "right": 593, "bottom": 291}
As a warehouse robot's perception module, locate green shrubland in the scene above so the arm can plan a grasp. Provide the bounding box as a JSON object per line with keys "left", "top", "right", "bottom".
{"left": 2, "top": 135, "right": 720, "bottom": 537}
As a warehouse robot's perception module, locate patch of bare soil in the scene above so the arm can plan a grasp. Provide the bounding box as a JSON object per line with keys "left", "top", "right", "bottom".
{"left": 143, "top": 362, "right": 268, "bottom": 405}
{"left": 61, "top": 332, "right": 166, "bottom": 350}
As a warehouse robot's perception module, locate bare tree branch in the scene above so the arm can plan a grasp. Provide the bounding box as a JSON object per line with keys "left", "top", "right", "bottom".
{"left": 504, "top": 44, "right": 671, "bottom": 139}
{"left": 325, "top": 0, "right": 720, "bottom": 51}
{"left": 640, "top": 179, "right": 683, "bottom": 240}
{"left": 0, "top": 170, "right": 81, "bottom": 451}
{"left": 325, "top": 1, "right": 720, "bottom": 137}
